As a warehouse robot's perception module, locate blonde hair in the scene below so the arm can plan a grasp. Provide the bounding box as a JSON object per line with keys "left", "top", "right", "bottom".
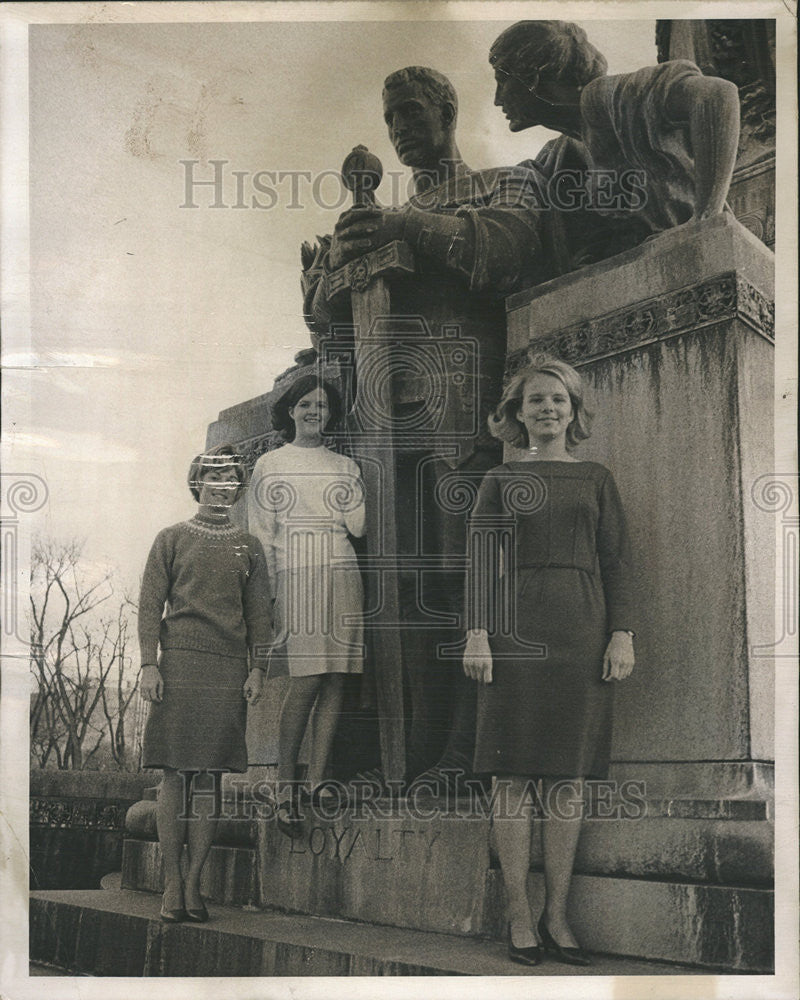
{"left": 489, "top": 356, "right": 592, "bottom": 450}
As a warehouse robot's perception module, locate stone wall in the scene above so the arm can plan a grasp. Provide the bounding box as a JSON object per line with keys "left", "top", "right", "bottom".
{"left": 30, "top": 770, "right": 153, "bottom": 890}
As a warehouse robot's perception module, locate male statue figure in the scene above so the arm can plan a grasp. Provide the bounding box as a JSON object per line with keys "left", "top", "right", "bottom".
{"left": 305, "top": 67, "right": 546, "bottom": 796}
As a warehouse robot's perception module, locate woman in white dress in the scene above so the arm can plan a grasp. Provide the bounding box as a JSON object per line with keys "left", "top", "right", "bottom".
{"left": 248, "top": 375, "right": 365, "bottom": 830}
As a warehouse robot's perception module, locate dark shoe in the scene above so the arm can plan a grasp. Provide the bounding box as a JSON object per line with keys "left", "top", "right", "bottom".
{"left": 537, "top": 915, "right": 591, "bottom": 966}
{"left": 159, "top": 892, "right": 186, "bottom": 923}
{"left": 508, "top": 925, "right": 543, "bottom": 967}
{"left": 276, "top": 800, "right": 304, "bottom": 838}
{"left": 184, "top": 899, "right": 209, "bottom": 923}
{"left": 299, "top": 784, "right": 341, "bottom": 812}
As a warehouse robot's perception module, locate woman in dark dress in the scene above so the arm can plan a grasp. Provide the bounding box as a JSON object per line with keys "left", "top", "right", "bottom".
{"left": 463, "top": 357, "right": 636, "bottom": 966}
{"left": 139, "top": 444, "right": 270, "bottom": 922}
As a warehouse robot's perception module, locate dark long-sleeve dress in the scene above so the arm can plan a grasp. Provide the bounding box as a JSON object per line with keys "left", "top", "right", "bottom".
{"left": 469, "top": 461, "right": 636, "bottom": 779}
{"left": 138, "top": 512, "right": 270, "bottom": 773}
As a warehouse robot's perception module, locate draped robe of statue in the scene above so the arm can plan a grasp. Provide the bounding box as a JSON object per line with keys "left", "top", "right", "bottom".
{"left": 525, "top": 60, "right": 721, "bottom": 274}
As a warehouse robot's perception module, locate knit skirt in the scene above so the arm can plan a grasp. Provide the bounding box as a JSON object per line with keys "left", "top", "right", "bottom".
{"left": 473, "top": 566, "right": 615, "bottom": 779}
{"left": 267, "top": 563, "right": 364, "bottom": 678}
{"left": 142, "top": 648, "right": 249, "bottom": 772}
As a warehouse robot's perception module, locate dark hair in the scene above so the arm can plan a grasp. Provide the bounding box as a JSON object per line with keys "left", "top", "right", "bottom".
{"left": 489, "top": 21, "right": 607, "bottom": 91}
{"left": 187, "top": 443, "right": 246, "bottom": 502}
{"left": 271, "top": 375, "right": 343, "bottom": 441}
{"left": 383, "top": 66, "right": 458, "bottom": 125}
{"left": 489, "top": 356, "right": 592, "bottom": 451}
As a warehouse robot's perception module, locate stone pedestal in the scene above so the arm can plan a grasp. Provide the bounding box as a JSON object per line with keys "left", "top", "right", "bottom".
{"left": 504, "top": 215, "right": 775, "bottom": 799}
{"left": 119, "top": 788, "right": 773, "bottom": 971}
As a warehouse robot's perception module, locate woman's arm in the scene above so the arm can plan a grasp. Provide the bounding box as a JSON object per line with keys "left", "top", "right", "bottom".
{"left": 243, "top": 537, "right": 272, "bottom": 670}
{"left": 463, "top": 469, "right": 502, "bottom": 684}
{"left": 242, "top": 536, "right": 272, "bottom": 706}
{"left": 247, "top": 457, "right": 279, "bottom": 599}
{"left": 597, "top": 471, "right": 637, "bottom": 681}
{"left": 343, "top": 461, "right": 366, "bottom": 539}
{"left": 137, "top": 529, "right": 172, "bottom": 701}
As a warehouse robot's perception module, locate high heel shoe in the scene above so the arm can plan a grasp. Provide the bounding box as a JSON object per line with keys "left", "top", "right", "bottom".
{"left": 507, "top": 925, "right": 543, "bottom": 967}
{"left": 276, "top": 798, "right": 304, "bottom": 838}
{"left": 159, "top": 889, "right": 186, "bottom": 923}
{"left": 184, "top": 898, "right": 209, "bottom": 923}
{"left": 537, "top": 915, "right": 591, "bottom": 966}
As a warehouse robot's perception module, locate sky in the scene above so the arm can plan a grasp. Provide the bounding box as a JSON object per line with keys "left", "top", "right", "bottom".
{"left": 5, "top": 11, "right": 657, "bottom": 595}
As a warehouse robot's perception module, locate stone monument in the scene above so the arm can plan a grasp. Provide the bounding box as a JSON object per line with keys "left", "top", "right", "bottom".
{"left": 44, "top": 19, "right": 774, "bottom": 977}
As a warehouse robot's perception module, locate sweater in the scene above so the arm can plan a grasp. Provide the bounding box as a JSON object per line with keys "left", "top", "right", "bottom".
{"left": 248, "top": 444, "right": 365, "bottom": 595}
{"left": 137, "top": 513, "right": 271, "bottom": 669}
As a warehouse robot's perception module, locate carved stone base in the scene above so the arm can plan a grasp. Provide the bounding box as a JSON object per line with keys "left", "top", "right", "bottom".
{"left": 117, "top": 795, "right": 773, "bottom": 972}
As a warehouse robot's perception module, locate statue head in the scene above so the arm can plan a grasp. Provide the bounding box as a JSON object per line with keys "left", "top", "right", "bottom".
{"left": 489, "top": 21, "right": 607, "bottom": 132}
{"left": 382, "top": 67, "right": 458, "bottom": 169}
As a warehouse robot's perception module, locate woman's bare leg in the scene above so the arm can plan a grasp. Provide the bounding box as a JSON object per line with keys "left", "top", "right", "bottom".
{"left": 307, "top": 674, "right": 345, "bottom": 788}
{"left": 156, "top": 768, "right": 188, "bottom": 909}
{"left": 277, "top": 675, "right": 323, "bottom": 790}
{"left": 541, "top": 777, "right": 584, "bottom": 947}
{"left": 184, "top": 770, "right": 221, "bottom": 910}
{"left": 493, "top": 774, "right": 539, "bottom": 948}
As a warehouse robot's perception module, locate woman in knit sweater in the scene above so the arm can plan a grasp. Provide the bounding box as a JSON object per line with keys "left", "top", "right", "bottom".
{"left": 248, "top": 376, "right": 365, "bottom": 830}
{"left": 138, "top": 444, "right": 270, "bottom": 922}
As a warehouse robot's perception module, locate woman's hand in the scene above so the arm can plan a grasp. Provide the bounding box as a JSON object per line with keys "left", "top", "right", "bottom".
{"left": 140, "top": 664, "right": 163, "bottom": 703}
{"left": 243, "top": 668, "right": 264, "bottom": 705}
{"left": 602, "top": 631, "right": 635, "bottom": 682}
{"left": 463, "top": 630, "right": 493, "bottom": 684}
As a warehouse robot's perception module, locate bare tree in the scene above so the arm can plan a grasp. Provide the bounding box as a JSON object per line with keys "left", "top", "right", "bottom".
{"left": 29, "top": 537, "right": 139, "bottom": 770}
{"left": 98, "top": 597, "right": 140, "bottom": 769}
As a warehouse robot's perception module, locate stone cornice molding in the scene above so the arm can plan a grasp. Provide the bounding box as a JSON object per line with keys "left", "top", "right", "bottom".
{"left": 506, "top": 272, "right": 773, "bottom": 374}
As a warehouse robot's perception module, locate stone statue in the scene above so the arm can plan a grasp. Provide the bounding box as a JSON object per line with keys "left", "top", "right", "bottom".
{"left": 304, "top": 67, "right": 548, "bottom": 795}
{"left": 489, "top": 20, "right": 742, "bottom": 270}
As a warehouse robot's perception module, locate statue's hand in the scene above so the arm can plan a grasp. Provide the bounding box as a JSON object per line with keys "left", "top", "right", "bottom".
{"left": 328, "top": 206, "right": 404, "bottom": 270}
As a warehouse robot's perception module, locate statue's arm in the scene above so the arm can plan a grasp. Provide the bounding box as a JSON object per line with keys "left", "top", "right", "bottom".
{"left": 400, "top": 169, "right": 546, "bottom": 293}
{"left": 666, "top": 73, "right": 740, "bottom": 220}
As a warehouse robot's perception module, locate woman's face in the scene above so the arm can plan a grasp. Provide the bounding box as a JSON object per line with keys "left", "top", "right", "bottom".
{"left": 289, "top": 387, "right": 330, "bottom": 439}
{"left": 197, "top": 463, "right": 241, "bottom": 508}
{"left": 493, "top": 65, "right": 540, "bottom": 133}
{"left": 517, "top": 372, "right": 574, "bottom": 446}
{"left": 492, "top": 59, "right": 573, "bottom": 134}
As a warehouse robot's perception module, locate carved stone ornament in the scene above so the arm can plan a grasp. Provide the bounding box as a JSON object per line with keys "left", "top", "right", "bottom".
{"left": 350, "top": 256, "right": 372, "bottom": 293}
{"left": 506, "top": 273, "right": 774, "bottom": 374}
{"left": 324, "top": 240, "right": 415, "bottom": 304}
{"left": 30, "top": 796, "right": 128, "bottom": 831}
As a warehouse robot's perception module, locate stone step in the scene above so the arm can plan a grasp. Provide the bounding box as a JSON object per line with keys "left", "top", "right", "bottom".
{"left": 120, "top": 839, "right": 773, "bottom": 971}
{"left": 29, "top": 888, "right": 715, "bottom": 977}
{"left": 123, "top": 841, "right": 260, "bottom": 908}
